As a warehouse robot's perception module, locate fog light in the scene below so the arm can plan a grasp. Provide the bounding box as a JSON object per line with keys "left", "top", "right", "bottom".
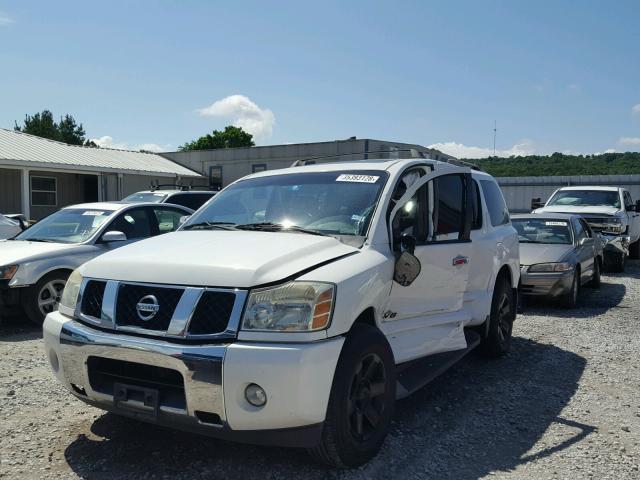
{"left": 245, "top": 383, "right": 267, "bottom": 407}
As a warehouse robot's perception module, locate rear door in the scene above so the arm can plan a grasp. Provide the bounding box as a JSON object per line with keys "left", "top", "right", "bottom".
{"left": 623, "top": 190, "right": 640, "bottom": 241}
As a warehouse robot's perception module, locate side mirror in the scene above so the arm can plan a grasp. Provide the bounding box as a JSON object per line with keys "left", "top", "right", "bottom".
{"left": 531, "top": 198, "right": 545, "bottom": 210}
{"left": 400, "top": 233, "right": 416, "bottom": 254}
{"left": 394, "top": 234, "right": 421, "bottom": 287}
{"left": 579, "top": 237, "right": 594, "bottom": 246}
{"left": 101, "top": 231, "right": 127, "bottom": 242}
{"left": 179, "top": 215, "right": 191, "bottom": 225}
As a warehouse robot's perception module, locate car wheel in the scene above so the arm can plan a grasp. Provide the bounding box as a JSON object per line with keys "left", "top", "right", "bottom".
{"left": 560, "top": 270, "right": 580, "bottom": 308}
{"left": 588, "top": 258, "right": 601, "bottom": 288}
{"left": 610, "top": 252, "right": 626, "bottom": 273}
{"left": 629, "top": 239, "right": 640, "bottom": 259}
{"left": 23, "top": 271, "right": 70, "bottom": 326}
{"left": 479, "top": 277, "right": 516, "bottom": 357}
{"left": 308, "top": 324, "right": 396, "bottom": 468}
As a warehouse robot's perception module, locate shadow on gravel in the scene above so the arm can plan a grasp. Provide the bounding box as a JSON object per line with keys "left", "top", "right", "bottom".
{"left": 0, "top": 315, "right": 41, "bottom": 342}
{"left": 62, "top": 338, "right": 590, "bottom": 479}
{"left": 521, "top": 279, "right": 625, "bottom": 318}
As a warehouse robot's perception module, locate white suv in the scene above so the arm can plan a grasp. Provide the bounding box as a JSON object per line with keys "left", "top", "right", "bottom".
{"left": 43, "top": 158, "right": 519, "bottom": 467}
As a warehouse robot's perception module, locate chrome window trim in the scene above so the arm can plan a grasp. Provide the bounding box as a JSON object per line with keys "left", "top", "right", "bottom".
{"left": 75, "top": 278, "right": 247, "bottom": 340}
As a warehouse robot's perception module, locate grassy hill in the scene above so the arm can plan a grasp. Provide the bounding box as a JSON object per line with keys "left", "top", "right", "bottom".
{"left": 466, "top": 152, "right": 640, "bottom": 177}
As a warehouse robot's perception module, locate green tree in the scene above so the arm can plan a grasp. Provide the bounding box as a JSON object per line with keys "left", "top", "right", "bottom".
{"left": 14, "top": 110, "right": 88, "bottom": 146}
{"left": 179, "top": 125, "right": 255, "bottom": 151}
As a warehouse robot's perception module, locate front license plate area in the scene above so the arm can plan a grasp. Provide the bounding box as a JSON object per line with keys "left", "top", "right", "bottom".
{"left": 113, "top": 382, "right": 159, "bottom": 418}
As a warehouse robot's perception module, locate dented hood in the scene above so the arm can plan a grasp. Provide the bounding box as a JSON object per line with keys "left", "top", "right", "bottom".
{"left": 80, "top": 230, "right": 358, "bottom": 288}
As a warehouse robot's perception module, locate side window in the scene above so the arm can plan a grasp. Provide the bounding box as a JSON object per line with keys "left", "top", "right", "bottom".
{"left": 624, "top": 191, "right": 633, "bottom": 210}
{"left": 168, "top": 193, "right": 213, "bottom": 210}
{"left": 107, "top": 208, "right": 152, "bottom": 239}
{"left": 153, "top": 208, "right": 186, "bottom": 234}
{"left": 471, "top": 179, "right": 482, "bottom": 230}
{"left": 579, "top": 218, "right": 593, "bottom": 238}
{"left": 573, "top": 218, "right": 587, "bottom": 241}
{"left": 432, "top": 175, "right": 465, "bottom": 238}
{"left": 480, "top": 180, "right": 510, "bottom": 226}
{"left": 209, "top": 166, "right": 223, "bottom": 189}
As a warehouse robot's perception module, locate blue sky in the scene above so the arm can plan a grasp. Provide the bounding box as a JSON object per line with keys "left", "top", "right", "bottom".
{"left": 1, "top": 0, "right": 639, "bottom": 157}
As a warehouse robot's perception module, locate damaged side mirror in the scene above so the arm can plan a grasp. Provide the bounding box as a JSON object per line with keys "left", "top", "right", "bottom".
{"left": 394, "top": 234, "right": 421, "bottom": 286}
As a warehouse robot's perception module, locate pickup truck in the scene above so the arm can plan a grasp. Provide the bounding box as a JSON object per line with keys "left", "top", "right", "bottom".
{"left": 533, "top": 186, "right": 640, "bottom": 272}
{"left": 43, "top": 158, "right": 519, "bottom": 467}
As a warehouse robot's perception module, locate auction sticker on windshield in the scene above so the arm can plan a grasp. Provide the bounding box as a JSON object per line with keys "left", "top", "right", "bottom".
{"left": 545, "top": 221, "right": 568, "bottom": 226}
{"left": 336, "top": 174, "right": 380, "bottom": 183}
{"left": 82, "top": 211, "right": 105, "bottom": 216}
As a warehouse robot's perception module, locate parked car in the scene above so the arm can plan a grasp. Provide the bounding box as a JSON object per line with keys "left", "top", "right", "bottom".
{"left": 514, "top": 213, "right": 603, "bottom": 307}
{"left": 533, "top": 186, "right": 640, "bottom": 272}
{"left": 43, "top": 158, "right": 519, "bottom": 467}
{"left": 121, "top": 185, "right": 217, "bottom": 211}
{"left": 0, "top": 202, "right": 192, "bottom": 325}
{"left": 0, "top": 214, "right": 23, "bottom": 240}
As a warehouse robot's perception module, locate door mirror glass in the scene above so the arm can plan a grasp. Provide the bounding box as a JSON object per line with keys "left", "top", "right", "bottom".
{"left": 394, "top": 251, "right": 421, "bottom": 287}
{"left": 179, "top": 215, "right": 191, "bottom": 225}
{"left": 400, "top": 233, "right": 416, "bottom": 254}
{"left": 101, "top": 230, "right": 127, "bottom": 242}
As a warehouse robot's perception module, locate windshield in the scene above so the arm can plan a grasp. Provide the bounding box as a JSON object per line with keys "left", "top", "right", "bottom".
{"left": 513, "top": 218, "right": 573, "bottom": 245}
{"left": 182, "top": 171, "right": 388, "bottom": 238}
{"left": 121, "top": 192, "right": 168, "bottom": 203}
{"left": 547, "top": 190, "right": 620, "bottom": 208}
{"left": 15, "top": 208, "right": 113, "bottom": 244}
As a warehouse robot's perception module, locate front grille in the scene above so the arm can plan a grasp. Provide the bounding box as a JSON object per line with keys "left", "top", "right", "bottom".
{"left": 115, "top": 283, "right": 183, "bottom": 331}
{"left": 188, "top": 291, "right": 236, "bottom": 335}
{"left": 81, "top": 280, "right": 106, "bottom": 318}
{"left": 87, "top": 356, "right": 186, "bottom": 410}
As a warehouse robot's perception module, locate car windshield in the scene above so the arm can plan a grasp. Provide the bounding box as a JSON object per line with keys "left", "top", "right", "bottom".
{"left": 182, "top": 171, "right": 388, "bottom": 240}
{"left": 513, "top": 218, "right": 573, "bottom": 245}
{"left": 15, "top": 208, "right": 113, "bottom": 244}
{"left": 121, "top": 192, "right": 168, "bottom": 203}
{"left": 547, "top": 190, "right": 620, "bottom": 208}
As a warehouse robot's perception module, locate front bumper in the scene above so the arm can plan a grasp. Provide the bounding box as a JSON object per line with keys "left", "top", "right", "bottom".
{"left": 519, "top": 268, "right": 574, "bottom": 297}
{"left": 0, "top": 281, "right": 23, "bottom": 316}
{"left": 600, "top": 233, "right": 630, "bottom": 256}
{"left": 43, "top": 311, "right": 344, "bottom": 447}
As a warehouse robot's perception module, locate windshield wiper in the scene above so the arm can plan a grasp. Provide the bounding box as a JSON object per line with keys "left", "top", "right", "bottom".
{"left": 25, "top": 238, "right": 58, "bottom": 243}
{"left": 235, "top": 222, "right": 332, "bottom": 237}
{"left": 182, "top": 221, "right": 237, "bottom": 231}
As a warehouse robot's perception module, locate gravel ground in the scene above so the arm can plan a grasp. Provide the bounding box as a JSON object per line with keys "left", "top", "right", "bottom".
{"left": 1, "top": 263, "right": 639, "bottom": 479}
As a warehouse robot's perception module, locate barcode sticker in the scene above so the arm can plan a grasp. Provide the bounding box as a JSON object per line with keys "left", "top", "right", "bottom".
{"left": 336, "top": 174, "right": 380, "bottom": 183}
{"left": 545, "top": 221, "right": 568, "bottom": 226}
{"left": 82, "top": 211, "right": 105, "bottom": 216}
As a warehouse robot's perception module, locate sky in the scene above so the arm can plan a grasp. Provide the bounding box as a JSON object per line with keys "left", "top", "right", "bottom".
{"left": 1, "top": 0, "right": 639, "bottom": 158}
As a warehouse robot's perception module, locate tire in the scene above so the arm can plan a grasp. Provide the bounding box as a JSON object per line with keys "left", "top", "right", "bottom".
{"left": 560, "top": 270, "right": 580, "bottom": 308}
{"left": 479, "top": 277, "right": 516, "bottom": 357}
{"left": 629, "top": 239, "right": 640, "bottom": 259}
{"left": 609, "top": 252, "right": 626, "bottom": 273}
{"left": 588, "top": 258, "right": 601, "bottom": 289}
{"left": 23, "top": 271, "right": 70, "bottom": 326}
{"left": 308, "top": 324, "right": 396, "bottom": 468}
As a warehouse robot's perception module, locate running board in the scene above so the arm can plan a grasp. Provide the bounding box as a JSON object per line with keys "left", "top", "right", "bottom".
{"left": 395, "top": 329, "right": 481, "bottom": 399}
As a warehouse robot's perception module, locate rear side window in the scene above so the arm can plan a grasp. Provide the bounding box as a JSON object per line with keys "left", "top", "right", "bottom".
{"left": 433, "top": 175, "right": 464, "bottom": 236}
{"left": 471, "top": 179, "right": 482, "bottom": 230}
{"left": 480, "top": 180, "right": 510, "bottom": 226}
{"left": 168, "top": 193, "right": 215, "bottom": 210}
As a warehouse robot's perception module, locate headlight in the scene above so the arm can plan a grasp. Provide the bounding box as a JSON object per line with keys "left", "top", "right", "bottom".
{"left": 59, "top": 269, "right": 84, "bottom": 313}
{"left": 241, "top": 281, "right": 335, "bottom": 332}
{"left": 0, "top": 265, "right": 18, "bottom": 280}
{"left": 528, "top": 262, "right": 573, "bottom": 273}
{"left": 602, "top": 218, "right": 623, "bottom": 233}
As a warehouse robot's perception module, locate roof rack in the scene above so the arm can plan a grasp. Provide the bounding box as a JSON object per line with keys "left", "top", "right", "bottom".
{"left": 149, "top": 182, "right": 220, "bottom": 192}
{"left": 289, "top": 149, "right": 481, "bottom": 170}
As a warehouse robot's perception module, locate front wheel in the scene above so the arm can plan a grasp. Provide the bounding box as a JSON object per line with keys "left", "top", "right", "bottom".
{"left": 560, "top": 270, "right": 579, "bottom": 308}
{"left": 588, "top": 258, "right": 601, "bottom": 288}
{"left": 308, "top": 324, "right": 396, "bottom": 468}
{"left": 479, "top": 277, "right": 516, "bottom": 357}
{"left": 629, "top": 239, "right": 640, "bottom": 259}
{"left": 23, "top": 271, "right": 69, "bottom": 326}
{"left": 609, "top": 252, "right": 626, "bottom": 273}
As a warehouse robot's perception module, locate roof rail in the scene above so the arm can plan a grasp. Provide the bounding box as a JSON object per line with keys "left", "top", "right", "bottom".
{"left": 149, "top": 182, "right": 220, "bottom": 192}
{"left": 289, "top": 149, "right": 481, "bottom": 170}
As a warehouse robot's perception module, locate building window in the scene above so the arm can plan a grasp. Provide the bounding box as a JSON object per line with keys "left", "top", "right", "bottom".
{"left": 252, "top": 164, "right": 267, "bottom": 173}
{"left": 31, "top": 176, "right": 57, "bottom": 206}
{"left": 209, "top": 166, "right": 223, "bottom": 189}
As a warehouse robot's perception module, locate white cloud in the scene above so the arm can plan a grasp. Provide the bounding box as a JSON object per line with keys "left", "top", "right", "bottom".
{"left": 90, "top": 136, "right": 171, "bottom": 152}
{"left": 0, "top": 12, "right": 14, "bottom": 26}
{"left": 632, "top": 104, "right": 640, "bottom": 115}
{"left": 197, "top": 94, "right": 275, "bottom": 139}
{"left": 428, "top": 139, "right": 536, "bottom": 159}
{"left": 619, "top": 137, "right": 640, "bottom": 146}
{"left": 568, "top": 84, "right": 580, "bottom": 91}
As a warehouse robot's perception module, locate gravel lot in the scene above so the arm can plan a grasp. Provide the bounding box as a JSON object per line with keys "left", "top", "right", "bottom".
{"left": 1, "top": 263, "right": 639, "bottom": 479}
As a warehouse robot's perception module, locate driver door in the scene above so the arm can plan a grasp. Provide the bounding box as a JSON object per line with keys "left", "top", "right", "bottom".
{"left": 383, "top": 168, "right": 473, "bottom": 361}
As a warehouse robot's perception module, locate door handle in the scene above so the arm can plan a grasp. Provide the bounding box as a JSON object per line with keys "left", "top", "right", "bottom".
{"left": 452, "top": 255, "right": 469, "bottom": 266}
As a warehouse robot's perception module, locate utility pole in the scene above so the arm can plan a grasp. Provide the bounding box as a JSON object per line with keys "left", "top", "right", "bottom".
{"left": 493, "top": 120, "right": 497, "bottom": 157}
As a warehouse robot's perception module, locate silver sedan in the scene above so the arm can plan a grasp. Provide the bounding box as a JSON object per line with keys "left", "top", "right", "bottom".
{"left": 0, "top": 202, "right": 192, "bottom": 325}
{"left": 514, "top": 213, "right": 603, "bottom": 308}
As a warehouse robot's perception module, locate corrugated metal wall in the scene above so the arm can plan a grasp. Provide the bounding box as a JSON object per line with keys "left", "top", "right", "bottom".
{"left": 497, "top": 175, "right": 640, "bottom": 212}
{"left": 0, "top": 167, "right": 22, "bottom": 213}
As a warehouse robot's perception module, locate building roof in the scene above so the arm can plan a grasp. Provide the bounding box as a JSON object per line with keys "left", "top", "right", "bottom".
{"left": 0, "top": 128, "right": 201, "bottom": 177}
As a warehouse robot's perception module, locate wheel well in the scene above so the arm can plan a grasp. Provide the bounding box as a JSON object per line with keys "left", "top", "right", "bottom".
{"left": 496, "top": 265, "right": 512, "bottom": 289}
{"left": 350, "top": 307, "right": 377, "bottom": 331}
{"left": 39, "top": 268, "right": 73, "bottom": 283}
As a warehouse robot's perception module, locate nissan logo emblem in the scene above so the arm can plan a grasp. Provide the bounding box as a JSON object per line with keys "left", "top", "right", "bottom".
{"left": 136, "top": 295, "right": 160, "bottom": 321}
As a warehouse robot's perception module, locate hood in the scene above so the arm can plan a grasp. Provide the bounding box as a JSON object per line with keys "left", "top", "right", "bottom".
{"left": 535, "top": 205, "right": 620, "bottom": 216}
{"left": 519, "top": 243, "right": 574, "bottom": 266}
{"left": 0, "top": 240, "right": 78, "bottom": 266}
{"left": 81, "top": 231, "right": 359, "bottom": 288}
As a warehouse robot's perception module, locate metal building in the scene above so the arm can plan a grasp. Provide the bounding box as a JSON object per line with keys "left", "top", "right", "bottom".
{"left": 497, "top": 174, "right": 640, "bottom": 213}
{"left": 162, "top": 138, "right": 455, "bottom": 188}
{"left": 0, "top": 128, "right": 202, "bottom": 220}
